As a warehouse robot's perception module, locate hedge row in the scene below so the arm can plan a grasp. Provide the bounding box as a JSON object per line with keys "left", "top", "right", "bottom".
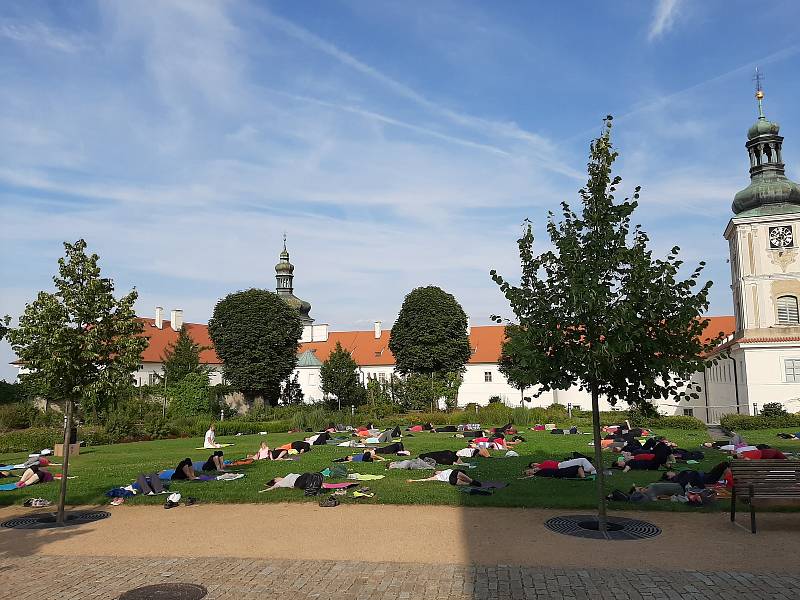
{"left": 720, "top": 413, "right": 800, "bottom": 431}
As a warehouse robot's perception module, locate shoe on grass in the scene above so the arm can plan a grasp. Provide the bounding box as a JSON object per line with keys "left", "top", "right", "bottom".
{"left": 319, "top": 496, "right": 339, "bottom": 507}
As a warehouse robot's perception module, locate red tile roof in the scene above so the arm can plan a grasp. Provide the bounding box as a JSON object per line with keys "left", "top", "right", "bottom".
{"left": 134, "top": 317, "right": 737, "bottom": 368}
{"left": 138, "top": 318, "right": 221, "bottom": 364}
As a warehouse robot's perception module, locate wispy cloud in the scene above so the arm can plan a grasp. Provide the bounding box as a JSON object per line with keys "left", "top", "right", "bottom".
{"left": 0, "top": 21, "right": 86, "bottom": 53}
{"left": 648, "top": 0, "right": 685, "bottom": 42}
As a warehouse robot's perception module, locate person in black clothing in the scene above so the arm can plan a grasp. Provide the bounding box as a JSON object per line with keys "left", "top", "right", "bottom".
{"left": 375, "top": 442, "right": 405, "bottom": 454}
{"left": 171, "top": 458, "right": 197, "bottom": 480}
{"left": 418, "top": 450, "right": 466, "bottom": 465}
{"left": 202, "top": 451, "right": 225, "bottom": 472}
{"left": 290, "top": 441, "right": 311, "bottom": 453}
{"left": 661, "top": 462, "right": 730, "bottom": 489}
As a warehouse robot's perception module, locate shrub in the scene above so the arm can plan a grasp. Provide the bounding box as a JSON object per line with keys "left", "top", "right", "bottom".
{"left": 646, "top": 415, "right": 706, "bottom": 430}
{"left": 0, "top": 427, "right": 61, "bottom": 453}
{"left": 760, "top": 402, "right": 788, "bottom": 418}
{"left": 215, "top": 420, "right": 292, "bottom": 435}
{"left": 0, "top": 402, "right": 37, "bottom": 431}
{"left": 168, "top": 373, "right": 213, "bottom": 417}
{"left": 79, "top": 426, "right": 113, "bottom": 446}
{"left": 142, "top": 414, "right": 172, "bottom": 439}
{"left": 720, "top": 413, "right": 800, "bottom": 431}
{"left": 105, "top": 410, "right": 138, "bottom": 442}
{"left": 487, "top": 395, "right": 502, "bottom": 404}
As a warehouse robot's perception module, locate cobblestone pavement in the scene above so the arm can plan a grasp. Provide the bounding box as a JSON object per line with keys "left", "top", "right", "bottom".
{"left": 3, "top": 555, "right": 800, "bottom": 600}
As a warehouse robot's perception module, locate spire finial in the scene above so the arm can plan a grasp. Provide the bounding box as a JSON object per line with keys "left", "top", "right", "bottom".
{"left": 753, "top": 67, "right": 765, "bottom": 119}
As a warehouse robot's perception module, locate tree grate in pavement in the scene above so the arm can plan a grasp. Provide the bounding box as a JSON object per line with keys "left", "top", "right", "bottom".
{"left": 118, "top": 583, "right": 207, "bottom": 600}
{"left": 544, "top": 514, "right": 661, "bottom": 540}
{"left": 1, "top": 510, "right": 110, "bottom": 529}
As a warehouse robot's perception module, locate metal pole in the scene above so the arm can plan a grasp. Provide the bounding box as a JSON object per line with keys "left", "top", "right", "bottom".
{"left": 56, "top": 399, "right": 74, "bottom": 525}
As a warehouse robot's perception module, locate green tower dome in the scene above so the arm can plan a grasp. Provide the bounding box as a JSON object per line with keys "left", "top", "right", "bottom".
{"left": 732, "top": 89, "right": 800, "bottom": 215}
{"left": 274, "top": 236, "right": 313, "bottom": 324}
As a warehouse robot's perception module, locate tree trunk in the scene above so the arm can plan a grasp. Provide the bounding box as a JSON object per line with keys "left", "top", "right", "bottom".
{"left": 56, "top": 398, "right": 74, "bottom": 525}
{"left": 590, "top": 386, "right": 608, "bottom": 533}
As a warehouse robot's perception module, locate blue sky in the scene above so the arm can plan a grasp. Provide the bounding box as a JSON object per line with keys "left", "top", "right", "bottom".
{"left": 2, "top": 0, "right": 800, "bottom": 381}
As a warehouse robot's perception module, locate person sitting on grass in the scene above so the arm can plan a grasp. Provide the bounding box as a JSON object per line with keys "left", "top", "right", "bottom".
{"left": 333, "top": 449, "right": 386, "bottom": 463}
{"left": 249, "top": 441, "right": 271, "bottom": 460}
{"left": 204, "top": 424, "right": 221, "bottom": 449}
{"left": 171, "top": 457, "right": 198, "bottom": 480}
{"left": 406, "top": 468, "right": 481, "bottom": 487}
{"left": 15, "top": 463, "right": 54, "bottom": 488}
{"left": 201, "top": 451, "right": 226, "bottom": 472}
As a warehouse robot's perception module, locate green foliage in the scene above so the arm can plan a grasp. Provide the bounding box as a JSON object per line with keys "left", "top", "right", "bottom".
{"left": 0, "top": 427, "right": 62, "bottom": 453}
{"left": 208, "top": 289, "right": 303, "bottom": 406}
{"left": 0, "top": 402, "right": 38, "bottom": 431}
{"left": 389, "top": 286, "right": 471, "bottom": 376}
{"left": 760, "top": 402, "right": 788, "bottom": 418}
{"left": 488, "top": 395, "right": 502, "bottom": 404}
{"left": 7, "top": 240, "right": 147, "bottom": 414}
{"left": 280, "top": 372, "right": 305, "bottom": 405}
{"left": 160, "top": 325, "right": 209, "bottom": 385}
{"left": 168, "top": 372, "right": 212, "bottom": 417}
{"left": 491, "top": 118, "right": 723, "bottom": 409}
{"left": 0, "top": 315, "right": 9, "bottom": 342}
{"left": 645, "top": 415, "right": 706, "bottom": 430}
{"left": 0, "top": 380, "right": 30, "bottom": 405}
{"left": 720, "top": 413, "right": 800, "bottom": 430}
{"left": 105, "top": 410, "right": 137, "bottom": 441}
{"left": 320, "top": 342, "right": 365, "bottom": 408}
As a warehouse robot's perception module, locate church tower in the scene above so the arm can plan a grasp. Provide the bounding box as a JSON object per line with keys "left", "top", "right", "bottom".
{"left": 726, "top": 81, "right": 800, "bottom": 336}
{"left": 719, "top": 77, "right": 800, "bottom": 416}
{"left": 275, "top": 236, "right": 313, "bottom": 325}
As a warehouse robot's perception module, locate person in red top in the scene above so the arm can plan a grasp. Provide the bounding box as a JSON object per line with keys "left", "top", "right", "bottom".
{"left": 738, "top": 448, "right": 786, "bottom": 460}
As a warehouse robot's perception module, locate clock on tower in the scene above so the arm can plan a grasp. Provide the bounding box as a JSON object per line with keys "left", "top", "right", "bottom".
{"left": 769, "top": 225, "right": 794, "bottom": 249}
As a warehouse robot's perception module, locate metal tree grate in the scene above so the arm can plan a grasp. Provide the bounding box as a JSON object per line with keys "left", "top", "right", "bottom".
{"left": 1, "top": 510, "right": 110, "bottom": 530}
{"left": 544, "top": 514, "right": 661, "bottom": 541}
{"left": 118, "top": 583, "right": 208, "bottom": 600}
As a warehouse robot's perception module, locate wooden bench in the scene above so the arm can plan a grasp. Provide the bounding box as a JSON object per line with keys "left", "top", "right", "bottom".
{"left": 730, "top": 459, "right": 800, "bottom": 533}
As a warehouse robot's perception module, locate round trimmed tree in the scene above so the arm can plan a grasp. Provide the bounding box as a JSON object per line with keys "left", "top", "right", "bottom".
{"left": 208, "top": 288, "right": 302, "bottom": 407}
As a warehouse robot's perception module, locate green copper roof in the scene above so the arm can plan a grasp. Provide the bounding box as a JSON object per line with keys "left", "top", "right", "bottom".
{"left": 748, "top": 116, "right": 780, "bottom": 140}
{"left": 297, "top": 349, "right": 323, "bottom": 367}
{"left": 733, "top": 202, "right": 800, "bottom": 219}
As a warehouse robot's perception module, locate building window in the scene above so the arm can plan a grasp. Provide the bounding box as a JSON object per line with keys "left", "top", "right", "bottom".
{"left": 484, "top": 371, "right": 492, "bottom": 383}
{"left": 784, "top": 359, "right": 800, "bottom": 382}
{"left": 378, "top": 372, "right": 387, "bottom": 383}
{"left": 777, "top": 295, "right": 800, "bottom": 325}
{"left": 148, "top": 373, "right": 157, "bottom": 386}
{"left": 683, "top": 408, "right": 694, "bottom": 417}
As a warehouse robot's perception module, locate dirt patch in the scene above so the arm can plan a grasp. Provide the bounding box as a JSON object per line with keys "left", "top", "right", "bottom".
{"left": 1, "top": 503, "right": 798, "bottom": 572}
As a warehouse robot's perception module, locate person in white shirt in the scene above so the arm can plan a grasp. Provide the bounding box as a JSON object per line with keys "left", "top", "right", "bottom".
{"left": 204, "top": 424, "right": 221, "bottom": 449}
{"left": 407, "top": 469, "right": 481, "bottom": 487}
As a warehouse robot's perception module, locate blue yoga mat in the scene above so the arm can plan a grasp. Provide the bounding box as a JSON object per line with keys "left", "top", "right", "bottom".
{"left": 0, "top": 483, "right": 20, "bottom": 491}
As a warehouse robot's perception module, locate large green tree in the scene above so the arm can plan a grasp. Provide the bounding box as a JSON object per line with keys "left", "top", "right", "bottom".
{"left": 491, "top": 117, "right": 724, "bottom": 531}
{"left": 389, "top": 286, "right": 471, "bottom": 376}
{"left": 280, "top": 371, "right": 305, "bottom": 405}
{"left": 208, "top": 289, "right": 302, "bottom": 407}
{"left": 320, "top": 342, "right": 365, "bottom": 409}
{"left": 7, "top": 239, "right": 146, "bottom": 523}
{"left": 160, "top": 325, "right": 209, "bottom": 385}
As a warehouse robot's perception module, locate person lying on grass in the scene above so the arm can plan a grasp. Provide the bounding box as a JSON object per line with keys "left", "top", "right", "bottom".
{"left": 736, "top": 447, "right": 787, "bottom": 460}
{"left": 332, "top": 449, "right": 386, "bottom": 463}
{"left": 276, "top": 441, "right": 312, "bottom": 454}
{"left": 418, "top": 450, "right": 470, "bottom": 466}
{"left": 248, "top": 442, "right": 290, "bottom": 461}
{"left": 407, "top": 468, "right": 481, "bottom": 487}
{"left": 261, "top": 472, "right": 323, "bottom": 493}
{"left": 612, "top": 451, "right": 675, "bottom": 472}
{"left": 520, "top": 457, "right": 596, "bottom": 479}
{"left": 201, "top": 451, "right": 227, "bottom": 472}
{"left": 16, "top": 463, "right": 54, "bottom": 488}
{"left": 660, "top": 461, "right": 732, "bottom": 490}
{"left": 456, "top": 443, "right": 491, "bottom": 459}
{"left": 171, "top": 458, "right": 198, "bottom": 481}
{"left": 373, "top": 442, "right": 409, "bottom": 455}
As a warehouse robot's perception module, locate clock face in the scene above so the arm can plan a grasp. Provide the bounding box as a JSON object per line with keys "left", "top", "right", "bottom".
{"left": 769, "top": 225, "right": 794, "bottom": 249}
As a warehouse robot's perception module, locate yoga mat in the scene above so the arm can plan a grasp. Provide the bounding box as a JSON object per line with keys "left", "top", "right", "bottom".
{"left": 322, "top": 482, "right": 358, "bottom": 489}
{"left": 346, "top": 473, "right": 385, "bottom": 481}
{"left": 0, "top": 483, "right": 19, "bottom": 491}
{"left": 477, "top": 481, "right": 508, "bottom": 489}
{"left": 194, "top": 443, "right": 234, "bottom": 449}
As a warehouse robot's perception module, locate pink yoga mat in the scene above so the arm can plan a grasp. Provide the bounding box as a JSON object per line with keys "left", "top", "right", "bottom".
{"left": 322, "top": 482, "right": 358, "bottom": 489}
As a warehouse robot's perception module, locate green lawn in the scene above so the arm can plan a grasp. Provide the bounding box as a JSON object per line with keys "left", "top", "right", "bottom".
{"left": 3, "top": 427, "right": 759, "bottom": 511}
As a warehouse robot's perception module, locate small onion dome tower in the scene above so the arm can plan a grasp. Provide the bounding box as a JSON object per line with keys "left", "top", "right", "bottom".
{"left": 733, "top": 81, "right": 800, "bottom": 215}
{"left": 275, "top": 235, "right": 313, "bottom": 324}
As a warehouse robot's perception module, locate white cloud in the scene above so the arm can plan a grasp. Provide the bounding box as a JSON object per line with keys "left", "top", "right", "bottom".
{"left": 0, "top": 21, "right": 87, "bottom": 53}
{"left": 648, "top": 0, "right": 685, "bottom": 42}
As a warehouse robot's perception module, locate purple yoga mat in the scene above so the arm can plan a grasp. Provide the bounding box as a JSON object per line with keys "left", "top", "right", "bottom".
{"left": 322, "top": 482, "right": 358, "bottom": 489}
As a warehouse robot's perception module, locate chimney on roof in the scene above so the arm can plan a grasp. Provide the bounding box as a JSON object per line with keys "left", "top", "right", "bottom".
{"left": 155, "top": 306, "right": 164, "bottom": 329}
{"left": 374, "top": 321, "right": 382, "bottom": 339}
{"left": 170, "top": 309, "right": 183, "bottom": 332}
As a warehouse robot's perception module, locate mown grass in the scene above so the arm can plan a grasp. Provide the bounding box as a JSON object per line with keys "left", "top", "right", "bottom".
{"left": 2, "top": 426, "right": 796, "bottom": 511}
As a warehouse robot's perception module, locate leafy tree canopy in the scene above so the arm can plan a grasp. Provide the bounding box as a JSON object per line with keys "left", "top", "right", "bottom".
{"left": 160, "top": 325, "right": 209, "bottom": 384}
{"left": 389, "top": 286, "right": 471, "bottom": 376}
{"left": 208, "top": 288, "right": 302, "bottom": 406}
{"left": 7, "top": 239, "right": 146, "bottom": 413}
{"left": 491, "top": 117, "right": 723, "bottom": 408}
{"left": 320, "top": 342, "right": 366, "bottom": 407}
{"left": 280, "top": 371, "right": 305, "bottom": 405}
